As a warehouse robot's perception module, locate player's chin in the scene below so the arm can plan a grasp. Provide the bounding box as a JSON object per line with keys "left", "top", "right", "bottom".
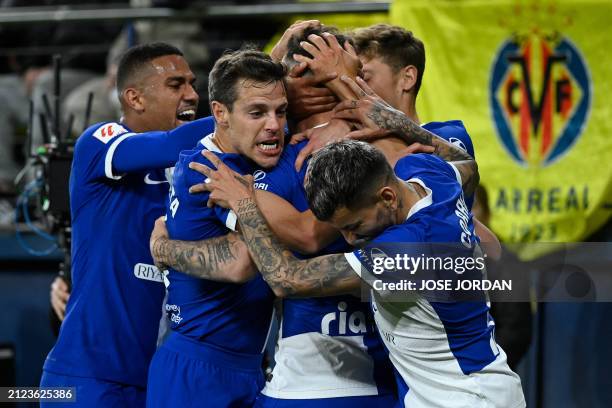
{"left": 252, "top": 143, "right": 283, "bottom": 168}
{"left": 251, "top": 149, "right": 282, "bottom": 169}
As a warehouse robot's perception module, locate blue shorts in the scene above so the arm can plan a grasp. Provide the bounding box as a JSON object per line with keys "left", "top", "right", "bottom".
{"left": 254, "top": 394, "right": 397, "bottom": 408}
{"left": 146, "top": 332, "right": 265, "bottom": 408}
{"left": 40, "top": 371, "right": 145, "bottom": 407}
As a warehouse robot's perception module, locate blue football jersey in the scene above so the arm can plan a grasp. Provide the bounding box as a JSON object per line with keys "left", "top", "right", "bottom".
{"left": 164, "top": 135, "right": 275, "bottom": 354}
{"left": 43, "top": 118, "right": 215, "bottom": 387}
{"left": 345, "top": 154, "right": 524, "bottom": 407}
{"left": 422, "top": 119, "right": 475, "bottom": 209}
{"left": 253, "top": 142, "right": 395, "bottom": 399}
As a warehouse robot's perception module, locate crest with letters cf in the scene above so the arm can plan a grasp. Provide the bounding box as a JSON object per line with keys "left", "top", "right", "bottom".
{"left": 490, "top": 33, "right": 591, "bottom": 167}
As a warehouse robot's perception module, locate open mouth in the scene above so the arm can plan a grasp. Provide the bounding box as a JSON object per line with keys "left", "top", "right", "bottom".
{"left": 176, "top": 109, "right": 196, "bottom": 122}
{"left": 257, "top": 140, "right": 279, "bottom": 151}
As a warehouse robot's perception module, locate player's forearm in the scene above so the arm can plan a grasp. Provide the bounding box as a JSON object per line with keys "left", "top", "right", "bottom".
{"left": 367, "top": 105, "right": 480, "bottom": 193}
{"left": 268, "top": 211, "right": 339, "bottom": 254}
{"left": 325, "top": 77, "right": 358, "bottom": 102}
{"left": 151, "top": 232, "right": 256, "bottom": 283}
{"left": 231, "top": 196, "right": 359, "bottom": 297}
{"left": 452, "top": 160, "right": 480, "bottom": 197}
{"left": 368, "top": 104, "right": 473, "bottom": 162}
{"left": 473, "top": 218, "right": 501, "bottom": 261}
{"left": 254, "top": 190, "right": 340, "bottom": 254}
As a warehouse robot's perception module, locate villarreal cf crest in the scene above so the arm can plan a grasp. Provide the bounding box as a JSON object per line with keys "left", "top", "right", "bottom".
{"left": 490, "top": 32, "right": 591, "bottom": 167}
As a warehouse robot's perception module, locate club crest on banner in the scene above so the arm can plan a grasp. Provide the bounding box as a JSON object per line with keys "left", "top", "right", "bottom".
{"left": 490, "top": 31, "right": 591, "bottom": 167}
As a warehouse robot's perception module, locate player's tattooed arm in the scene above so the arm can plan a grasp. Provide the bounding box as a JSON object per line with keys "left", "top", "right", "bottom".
{"left": 192, "top": 151, "right": 361, "bottom": 298}
{"left": 333, "top": 76, "right": 479, "bottom": 195}
{"left": 150, "top": 217, "right": 256, "bottom": 283}
{"left": 233, "top": 197, "right": 359, "bottom": 297}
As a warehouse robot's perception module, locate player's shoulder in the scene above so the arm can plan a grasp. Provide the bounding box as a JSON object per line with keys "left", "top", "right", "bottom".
{"left": 274, "top": 141, "right": 306, "bottom": 171}
{"left": 78, "top": 121, "right": 131, "bottom": 146}
{"left": 395, "top": 153, "right": 451, "bottom": 176}
{"left": 374, "top": 218, "right": 425, "bottom": 244}
{"left": 422, "top": 119, "right": 475, "bottom": 158}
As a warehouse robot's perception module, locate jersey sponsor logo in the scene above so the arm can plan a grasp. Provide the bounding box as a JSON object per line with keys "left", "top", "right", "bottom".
{"left": 490, "top": 32, "right": 591, "bottom": 167}
{"left": 253, "top": 170, "right": 268, "bottom": 190}
{"left": 321, "top": 301, "right": 369, "bottom": 336}
{"left": 92, "top": 123, "right": 128, "bottom": 144}
{"left": 144, "top": 173, "right": 169, "bottom": 185}
{"left": 133, "top": 263, "right": 164, "bottom": 283}
{"left": 253, "top": 170, "right": 267, "bottom": 181}
{"left": 448, "top": 137, "right": 467, "bottom": 152}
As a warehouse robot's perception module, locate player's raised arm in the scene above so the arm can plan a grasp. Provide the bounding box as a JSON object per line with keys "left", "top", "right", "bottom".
{"left": 188, "top": 159, "right": 340, "bottom": 254}
{"left": 334, "top": 76, "right": 480, "bottom": 196}
{"left": 254, "top": 190, "right": 340, "bottom": 254}
{"left": 196, "top": 150, "right": 360, "bottom": 298}
{"left": 111, "top": 116, "right": 215, "bottom": 174}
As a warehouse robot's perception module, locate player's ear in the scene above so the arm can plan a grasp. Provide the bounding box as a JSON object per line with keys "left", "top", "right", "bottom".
{"left": 399, "top": 65, "right": 418, "bottom": 93}
{"left": 379, "top": 186, "right": 398, "bottom": 210}
{"left": 123, "top": 87, "right": 145, "bottom": 113}
{"left": 211, "top": 101, "right": 229, "bottom": 128}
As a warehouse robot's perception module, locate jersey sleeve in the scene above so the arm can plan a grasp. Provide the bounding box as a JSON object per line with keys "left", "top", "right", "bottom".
{"left": 423, "top": 120, "right": 476, "bottom": 159}
{"left": 111, "top": 116, "right": 216, "bottom": 177}
{"left": 394, "top": 153, "right": 461, "bottom": 185}
{"left": 71, "top": 122, "right": 133, "bottom": 183}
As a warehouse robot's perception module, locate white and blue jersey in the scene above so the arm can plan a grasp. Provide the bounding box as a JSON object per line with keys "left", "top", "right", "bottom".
{"left": 345, "top": 154, "right": 525, "bottom": 408}
{"left": 253, "top": 142, "right": 396, "bottom": 404}
{"left": 43, "top": 118, "right": 215, "bottom": 391}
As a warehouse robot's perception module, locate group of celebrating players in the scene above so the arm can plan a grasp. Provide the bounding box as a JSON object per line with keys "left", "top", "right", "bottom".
{"left": 40, "top": 20, "right": 526, "bottom": 408}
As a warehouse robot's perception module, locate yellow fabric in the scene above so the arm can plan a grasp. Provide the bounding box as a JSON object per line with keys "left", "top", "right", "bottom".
{"left": 392, "top": 0, "right": 612, "bottom": 258}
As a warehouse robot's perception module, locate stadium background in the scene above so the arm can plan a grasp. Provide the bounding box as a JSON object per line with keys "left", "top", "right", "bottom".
{"left": 0, "top": 0, "right": 610, "bottom": 407}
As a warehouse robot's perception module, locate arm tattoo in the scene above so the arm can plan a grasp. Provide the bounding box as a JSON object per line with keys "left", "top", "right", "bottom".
{"left": 233, "top": 197, "right": 359, "bottom": 297}
{"left": 367, "top": 103, "right": 473, "bottom": 162}
{"left": 367, "top": 102, "right": 480, "bottom": 193}
{"left": 152, "top": 233, "right": 248, "bottom": 281}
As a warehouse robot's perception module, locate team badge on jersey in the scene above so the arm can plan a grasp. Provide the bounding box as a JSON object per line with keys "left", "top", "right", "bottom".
{"left": 490, "top": 32, "right": 591, "bottom": 167}
{"left": 93, "top": 123, "right": 129, "bottom": 144}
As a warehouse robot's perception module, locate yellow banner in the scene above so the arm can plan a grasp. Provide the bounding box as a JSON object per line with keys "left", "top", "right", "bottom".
{"left": 392, "top": 0, "right": 612, "bottom": 257}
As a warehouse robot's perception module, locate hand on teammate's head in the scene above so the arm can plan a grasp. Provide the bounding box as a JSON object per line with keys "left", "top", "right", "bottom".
{"left": 286, "top": 63, "right": 338, "bottom": 121}
{"left": 293, "top": 33, "right": 362, "bottom": 86}
{"left": 270, "top": 20, "right": 322, "bottom": 62}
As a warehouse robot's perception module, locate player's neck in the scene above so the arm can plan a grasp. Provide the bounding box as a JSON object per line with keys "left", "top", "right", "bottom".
{"left": 396, "top": 94, "right": 419, "bottom": 124}
{"left": 372, "top": 137, "right": 411, "bottom": 168}
{"left": 396, "top": 180, "right": 428, "bottom": 222}
{"left": 294, "top": 111, "right": 334, "bottom": 133}
{"left": 210, "top": 129, "right": 236, "bottom": 154}
{"left": 122, "top": 115, "right": 151, "bottom": 133}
